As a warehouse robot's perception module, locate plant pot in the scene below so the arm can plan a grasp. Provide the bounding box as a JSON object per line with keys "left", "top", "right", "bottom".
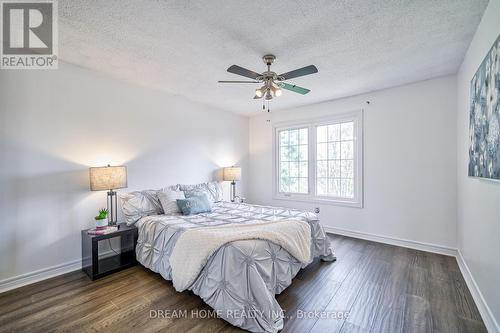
{"left": 95, "top": 218, "right": 108, "bottom": 228}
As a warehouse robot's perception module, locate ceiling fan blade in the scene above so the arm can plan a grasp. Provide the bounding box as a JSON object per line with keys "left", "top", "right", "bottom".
{"left": 280, "top": 83, "right": 311, "bottom": 95}
{"left": 253, "top": 95, "right": 263, "bottom": 99}
{"left": 218, "top": 80, "right": 260, "bottom": 83}
{"left": 279, "top": 65, "right": 318, "bottom": 80}
{"left": 227, "top": 65, "right": 261, "bottom": 80}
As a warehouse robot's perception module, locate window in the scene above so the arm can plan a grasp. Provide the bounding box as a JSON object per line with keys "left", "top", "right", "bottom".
{"left": 273, "top": 111, "right": 363, "bottom": 207}
{"left": 316, "top": 122, "right": 354, "bottom": 198}
{"left": 278, "top": 127, "right": 309, "bottom": 194}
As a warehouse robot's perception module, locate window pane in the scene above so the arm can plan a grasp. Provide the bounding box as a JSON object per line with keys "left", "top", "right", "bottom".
{"left": 317, "top": 126, "right": 327, "bottom": 143}
{"left": 328, "top": 142, "right": 340, "bottom": 160}
{"left": 289, "top": 178, "right": 298, "bottom": 192}
{"left": 289, "top": 129, "right": 299, "bottom": 145}
{"left": 341, "top": 122, "right": 354, "bottom": 140}
{"left": 290, "top": 161, "right": 299, "bottom": 177}
{"left": 299, "top": 145, "right": 308, "bottom": 161}
{"left": 298, "top": 178, "right": 308, "bottom": 194}
{"left": 279, "top": 130, "right": 289, "bottom": 146}
{"left": 279, "top": 180, "right": 289, "bottom": 192}
{"left": 288, "top": 145, "right": 299, "bottom": 161}
{"left": 317, "top": 143, "right": 327, "bottom": 160}
{"left": 317, "top": 161, "right": 327, "bottom": 177}
{"left": 341, "top": 179, "right": 354, "bottom": 198}
{"left": 328, "top": 160, "right": 341, "bottom": 178}
{"left": 328, "top": 179, "right": 341, "bottom": 197}
{"left": 299, "top": 128, "right": 308, "bottom": 144}
{"left": 328, "top": 124, "right": 341, "bottom": 142}
{"left": 299, "top": 161, "right": 308, "bottom": 177}
{"left": 280, "top": 146, "right": 289, "bottom": 161}
{"left": 341, "top": 141, "right": 353, "bottom": 159}
{"left": 317, "top": 178, "right": 327, "bottom": 195}
{"left": 341, "top": 160, "right": 353, "bottom": 179}
{"left": 280, "top": 162, "right": 289, "bottom": 179}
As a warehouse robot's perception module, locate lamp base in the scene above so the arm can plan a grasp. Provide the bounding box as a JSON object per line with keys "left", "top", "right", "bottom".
{"left": 107, "top": 190, "right": 118, "bottom": 225}
{"left": 230, "top": 181, "right": 236, "bottom": 202}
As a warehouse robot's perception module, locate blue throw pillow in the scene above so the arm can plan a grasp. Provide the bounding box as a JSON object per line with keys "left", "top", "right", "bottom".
{"left": 176, "top": 195, "right": 212, "bottom": 215}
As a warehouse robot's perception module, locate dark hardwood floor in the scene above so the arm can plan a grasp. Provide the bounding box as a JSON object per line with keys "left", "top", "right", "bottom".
{"left": 0, "top": 235, "right": 486, "bottom": 333}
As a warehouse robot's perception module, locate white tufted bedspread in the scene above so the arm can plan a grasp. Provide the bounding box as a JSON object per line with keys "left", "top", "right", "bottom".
{"left": 135, "top": 202, "right": 335, "bottom": 333}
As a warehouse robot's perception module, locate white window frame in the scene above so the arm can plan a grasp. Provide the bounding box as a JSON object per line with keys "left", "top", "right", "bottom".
{"left": 272, "top": 110, "right": 363, "bottom": 208}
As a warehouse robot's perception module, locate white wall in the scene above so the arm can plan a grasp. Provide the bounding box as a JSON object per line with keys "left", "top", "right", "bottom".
{"left": 456, "top": 0, "right": 500, "bottom": 330}
{"left": 0, "top": 62, "right": 249, "bottom": 282}
{"left": 249, "top": 76, "right": 457, "bottom": 248}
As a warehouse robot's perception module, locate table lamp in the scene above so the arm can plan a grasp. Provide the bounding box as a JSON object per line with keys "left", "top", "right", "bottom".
{"left": 223, "top": 166, "right": 241, "bottom": 202}
{"left": 89, "top": 165, "right": 127, "bottom": 225}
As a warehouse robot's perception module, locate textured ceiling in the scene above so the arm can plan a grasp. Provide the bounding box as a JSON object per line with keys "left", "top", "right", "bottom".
{"left": 59, "top": 0, "right": 488, "bottom": 116}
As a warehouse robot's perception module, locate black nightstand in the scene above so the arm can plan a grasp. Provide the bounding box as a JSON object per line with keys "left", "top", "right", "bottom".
{"left": 81, "top": 224, "right": 138, "bottom": 280}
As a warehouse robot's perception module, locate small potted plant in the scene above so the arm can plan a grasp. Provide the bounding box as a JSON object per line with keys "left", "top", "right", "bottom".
{"left": 95, "top": 208, "right": 108, "bottom": 228}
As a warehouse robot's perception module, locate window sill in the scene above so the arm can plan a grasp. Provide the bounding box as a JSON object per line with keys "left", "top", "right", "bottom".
{"left": 273, "top": 194, "right": 363, "bottom": 208}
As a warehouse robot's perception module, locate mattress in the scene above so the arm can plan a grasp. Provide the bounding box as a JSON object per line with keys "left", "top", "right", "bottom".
{"left": 135, "top": 201, "right": 335, "bottom": 333}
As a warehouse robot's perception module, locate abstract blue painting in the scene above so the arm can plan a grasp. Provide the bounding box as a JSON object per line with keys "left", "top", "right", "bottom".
{"left": 469, "top": 34, "right": 500, "bottom": 180}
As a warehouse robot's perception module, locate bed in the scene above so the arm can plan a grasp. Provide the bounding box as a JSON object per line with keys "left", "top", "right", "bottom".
{"left": 120, "top": 184, "right": 335, "bottom": 333}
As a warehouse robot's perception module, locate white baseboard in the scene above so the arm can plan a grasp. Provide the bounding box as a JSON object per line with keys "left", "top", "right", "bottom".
{"left": 456, "top": 250, "right": 500, "bottom": 333}
{"left": 323, "top": 225, "right": 457, "bottom": 256}
{"left": 0, "top": 259, "right": 81, "bottom": 293}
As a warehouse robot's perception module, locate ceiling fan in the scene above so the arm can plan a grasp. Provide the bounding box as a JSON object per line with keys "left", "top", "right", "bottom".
{"left": 218, "top": 54, "right": 318, "bottom": 109}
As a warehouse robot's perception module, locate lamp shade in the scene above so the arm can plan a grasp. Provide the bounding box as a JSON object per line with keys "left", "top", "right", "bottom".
{"left": 223, "top": 167, "right": 241, "bottom": 182}
{"left": 89, "top": 165, "right": 127, "bottom": 191}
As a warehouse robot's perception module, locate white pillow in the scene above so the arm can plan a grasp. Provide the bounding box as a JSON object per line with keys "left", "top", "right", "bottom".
{"left": 179, "top": 181, "right": 224, "bottom": 203}
{"left": 158, "top": 190, "right": 185, "bottom": 215}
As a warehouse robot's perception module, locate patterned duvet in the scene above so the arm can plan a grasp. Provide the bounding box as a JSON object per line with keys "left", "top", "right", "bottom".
{"left": 135, "top": 202, "right": 335, "bottom": 333}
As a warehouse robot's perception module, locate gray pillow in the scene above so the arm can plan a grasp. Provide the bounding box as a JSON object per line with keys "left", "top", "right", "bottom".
{"left": 119, "top": 184, "right": 179, "bottom": 225}
{"left": 119, "top": 190, "right": 162, "bottom": 225}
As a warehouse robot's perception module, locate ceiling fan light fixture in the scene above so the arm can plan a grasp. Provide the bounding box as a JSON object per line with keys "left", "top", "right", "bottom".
{"left": 218, "top": 55, "right": 317, "bottom": 106}
{"left": 269, "top": 85, "right": 282, "bottom": 97}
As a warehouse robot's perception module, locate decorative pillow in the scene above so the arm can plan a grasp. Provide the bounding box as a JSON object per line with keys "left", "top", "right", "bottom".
{"left": 153, "top": 184, "right": 180, "bottom": 213}
{"left": 207, "top": 181, "right": 224, "bottom": 202}
{"left": 176, "top": 195, "right": 212, "bottom": 215}
{"left": 119, "top": 190, "right": 163, "bottom": 225}
{"left": 179, "top": 181, "right": 223, "bottom": 203}
{"left": 159, "top": 184, "right": 180, "bottom": 193}
{"left": 183, "top": 189, "right": 212, "bottom": 206}
{"left": 158, "top": 190, "right": 185, "bottom": 215}
{"left": 119, "top": 184, "right": 179, "bottom": 225}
